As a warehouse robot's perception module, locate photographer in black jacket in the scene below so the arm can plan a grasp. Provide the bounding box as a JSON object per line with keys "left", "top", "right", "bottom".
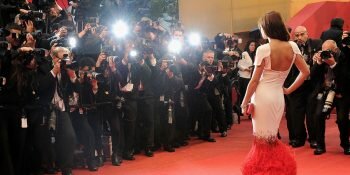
{"left": 37, "top": 47, "right": 77, "bottom": 175}
{"left": 312, "top": 40, "right": 350, "bottom": 155}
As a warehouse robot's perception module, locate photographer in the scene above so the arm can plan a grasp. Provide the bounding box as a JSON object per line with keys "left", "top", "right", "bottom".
{"left": 69, "top": 57, "right": 99, "bottom": 171}
{"left": 284, "top": 26, "right": 322, "bottom": 148}
{"left": 0, "top": 46, "right": 44, "bottom": 175}
{"left": 116, "top": 40, "right": 142, "bottom": 160}
{"left": 95, "top": 52, "right": 124, "bottom": 166}
{"left": 202, "top": 50, "right": 228, "bottom": 137}
{"left": 37, "top": 47, "right": 77, "bottom": 175}
{"left": 312, "top": 40, "right": 350, "bottom": 155}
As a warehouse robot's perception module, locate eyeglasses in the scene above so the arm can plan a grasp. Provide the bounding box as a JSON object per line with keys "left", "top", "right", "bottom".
{"left": 294, "top": 32, "right": 306, "bottom": 38}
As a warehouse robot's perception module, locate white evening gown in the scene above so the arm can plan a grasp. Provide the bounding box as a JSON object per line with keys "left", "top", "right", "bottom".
{"left": 242, "top": 41, "right": 301, "bottom": 175}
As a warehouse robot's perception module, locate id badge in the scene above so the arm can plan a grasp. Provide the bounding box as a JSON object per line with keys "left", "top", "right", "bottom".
{"left": 214, "top": 88, "right": 220, "bottom": 95}
{"left": 184, "top": 85, "right": 188, "bottom": 91}
{"left": 168, "top": 115, "right": 173, "bottom": 124}
{"left": 160, "top": 95, "right": 165, "bottom": 102}
{"left": 79, "top": 108, "right": 84, "bottom": 115}
{"left": 122, "top": 83, "right": 134, "bottom": 92}
{"left": 21, "top": 117, "right": 28, "bottom": 128}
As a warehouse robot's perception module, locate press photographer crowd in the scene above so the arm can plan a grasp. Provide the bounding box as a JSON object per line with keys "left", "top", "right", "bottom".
{"left": 1, "top": 1, "right": 350, "bottom": 175}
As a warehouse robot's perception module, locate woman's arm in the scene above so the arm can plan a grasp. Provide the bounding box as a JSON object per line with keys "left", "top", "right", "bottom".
{"left": 283, "top": 54, "right": 310, "bottom": 94}
{"left": 240, "top": 59, "right": 265, "bottom": 112}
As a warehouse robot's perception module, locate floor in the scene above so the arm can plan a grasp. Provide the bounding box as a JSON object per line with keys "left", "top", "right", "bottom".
{"left": 71, "top": 116, "right": 350, "bottom": 175}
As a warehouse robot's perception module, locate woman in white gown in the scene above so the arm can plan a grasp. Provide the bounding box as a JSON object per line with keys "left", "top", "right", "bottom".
{"left": 240, "top": 11, "right": 310, "bottom": 175}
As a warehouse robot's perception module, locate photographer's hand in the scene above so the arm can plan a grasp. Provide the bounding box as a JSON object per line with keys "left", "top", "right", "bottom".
{"left": 149, "top": 54, "right": 157, "bottom": 66}
{"left": 108, "top": 57, "right": 117, "bottom": 72}
{"left": 323, "top": 56, "right": 336, "bottom": 67}
{"left": 312, "top": 52, "right": 322, "bottom": 65}
{"left": 22, "top": 33, "right": 36, "bottom": 48}
{"left": 18, "top": 47, "right": 34, "bottom": 52}
{"left": 51, "top": 59, "right": 61, "bottom": 76}
{"left": 25, "top": 20, "right": 34, "bottom": 33}
{"left": 78, "top": 23, "right": 91, "bottom": 38}
{"left": 217, "top": 61, "right": 223, "bottom": 72}
{"left": 67, "top": 69, "right": 77, "bottom": 82}
{"left": 96, "top": 52, "right": 107, "bottom": 67}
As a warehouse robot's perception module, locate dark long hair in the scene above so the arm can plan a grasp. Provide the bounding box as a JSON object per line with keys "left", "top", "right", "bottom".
{"left": 244, "top": 40, "right": 259, "bottom": 60}
{"left": 258, "top": 11, "right": 290, "bottom": 41}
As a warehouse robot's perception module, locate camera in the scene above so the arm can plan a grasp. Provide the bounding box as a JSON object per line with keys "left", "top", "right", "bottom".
{"left": 101, "top": 46, "right": 114, "bottom": 56}
{"left": 60, "top": 54, "right": 78, "bottom": 70}
{"left": 204, "top": 65, "right": 218, "bottom": 75}
{"left": 223, "top": 48, "right": 240, "bottom": 61}
{"left": 320, "top": 50, "right": 334, "bottom": 60}
{"left": 19, "top": 10, "right": 44, "bottom": 21}
{"left": 23, "top": 30, "right": 43, "bottom": 40}
{"left": 52, "top": 37, "right": 68, "bottom": 47}
{"left": 20, "top": 48, "right": 46, "bottom": 66}
{"left": 220, "top": 60, "right": 234, "bottom": 69}
{"left": 80, "top": 70, "right": 103, "bottom": 83}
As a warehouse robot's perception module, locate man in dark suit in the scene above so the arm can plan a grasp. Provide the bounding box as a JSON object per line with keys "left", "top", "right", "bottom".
{"left": 312, "top": 40, "right": 350, "bottom": 155}
{"left": 320, "top": 18, "right": 344, "bottom": 47}
{"left": 285, "top": 26, "right": 322, "bottom": 148}
{"left": 37, "top": 47, "right": 77, "bottom": 175}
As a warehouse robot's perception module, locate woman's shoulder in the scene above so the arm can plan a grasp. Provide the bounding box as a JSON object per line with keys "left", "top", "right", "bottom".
{"left": 287, "top": 41, "right": 301, "bottom": 54}
{"left": 256, "top": 43, "right": 270, "bottom": 57}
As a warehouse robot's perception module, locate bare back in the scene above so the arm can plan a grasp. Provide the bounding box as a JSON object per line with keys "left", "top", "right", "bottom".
{"left": 269, "top": 40, "right": 295, "bottom": 72}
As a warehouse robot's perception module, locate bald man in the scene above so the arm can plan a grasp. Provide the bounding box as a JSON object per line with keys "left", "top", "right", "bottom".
{"left": 311, "top": 40, "right": 350, "bottom": 155}
{"left": 284, "top": 26, "right": 322, "bottom": 148}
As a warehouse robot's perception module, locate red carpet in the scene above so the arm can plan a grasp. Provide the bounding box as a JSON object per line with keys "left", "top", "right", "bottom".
{"left": 72, "top": 116, "right": 350, "bottom": 175}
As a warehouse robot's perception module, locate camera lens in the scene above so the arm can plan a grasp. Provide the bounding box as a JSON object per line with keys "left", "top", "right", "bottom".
{"left": 320, "top": 50, "right": 332, "bottom": 60}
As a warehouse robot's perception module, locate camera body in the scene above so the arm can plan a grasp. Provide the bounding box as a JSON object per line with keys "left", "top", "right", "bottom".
{"left": 220, "top": 60, "right": 235, "bottom": 69}
{"left": 320, "top": 50, "right": 335, "bottom": 60}
{"left": 19, "top": 10, "right": 44, "bottom": 22}
{"left": 204, "top": 65, "right": 218, "bottom": 75}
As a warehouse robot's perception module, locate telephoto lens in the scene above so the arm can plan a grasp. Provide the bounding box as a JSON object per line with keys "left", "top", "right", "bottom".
{"left": 322, "top": 90, "right": 335, "bottom": 113}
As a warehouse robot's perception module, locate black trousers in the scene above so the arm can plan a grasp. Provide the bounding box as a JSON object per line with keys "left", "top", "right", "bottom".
{"left": 153, "top": 98, "right": 162, "bottom": 147}
{"left": 285, "top": 82, "right": 316, "bottom": 142}
{"left": 160, "top": 102, "right": 175, "bottom": 146}
{"left": 238, "top": 77, "right": 250, "bottom": 107}
{"left": 87, "top": 109, "right": 103, "bottom": 153}
{"left": 122, "top": 99, "right": 137, "bottom": 155}
{"left": 174, "top": 101, "right": 188, "bottom": 144}
{"left": 55, "top": 110, "right": 76, "bottom": 171}
{"left": 186, "top": 90, "right": 197, "bottom": 133}
{"left": 136, "top": 97, "right": 155, "bottom": 149}
{"left": 71, "top": 111, "right": 96, "bottom": 161}
{"left": 223, "top": 87, "right": 233, "bottom": 126}
{"left": 0, "top": 111, "right": 15, "bottom": 175}
{"left": 316, "top": 94, "right": 350, "bottom": 149}
{"left": 27, "top": 109, "right": 55, "bottom": 174}
{"left": 194, "top": 93, "right": 213, "bottom": 139}
{"left": 208, "top": 94, "right": 227, "bottom": 133}
{"left": 103, "top": 105, "right": 124, "bottom": 157}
